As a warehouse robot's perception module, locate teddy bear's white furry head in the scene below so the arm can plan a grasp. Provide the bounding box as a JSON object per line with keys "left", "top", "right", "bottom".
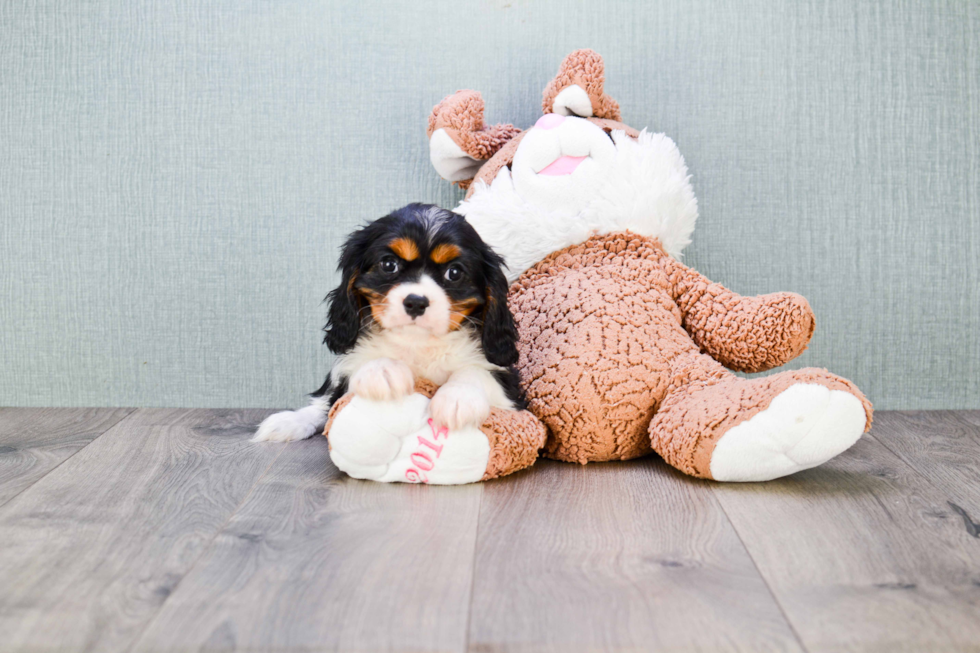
{"left": 454, "top": 115, "right": 699, "bottom": 283}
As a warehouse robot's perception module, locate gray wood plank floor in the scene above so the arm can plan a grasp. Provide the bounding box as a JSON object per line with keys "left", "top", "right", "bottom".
{"left": 0, "top": 407, "right": 133, "bottom": 507}
{"left": 0, "top": 408, "right": 978, "bottom": 653}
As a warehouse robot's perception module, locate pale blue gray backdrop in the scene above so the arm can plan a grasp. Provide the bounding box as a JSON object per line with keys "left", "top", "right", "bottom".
{"left": 1, "top": 0, "right": 978, "bottom": 409}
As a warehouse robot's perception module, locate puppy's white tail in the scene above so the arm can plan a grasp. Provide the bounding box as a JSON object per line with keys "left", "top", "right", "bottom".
{"left": 251, "top": 397, "right": 330, "bottom": 443}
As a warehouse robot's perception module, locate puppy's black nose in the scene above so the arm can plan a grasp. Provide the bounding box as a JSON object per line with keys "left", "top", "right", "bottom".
{"left": 403, "top": 294, "right": 429, "bottom": 318}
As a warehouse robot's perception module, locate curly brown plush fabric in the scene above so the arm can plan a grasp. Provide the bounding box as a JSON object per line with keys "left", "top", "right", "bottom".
{"left": 541, "top": 48, "right": 622, "bottom": 120}
{"left": 427, "top": 90, "right": 522, "bottom": 163}
{"left": 649, "top": 364, "right": 872, "bottom": 477}
{"left": 464, "top": 131, "right": 527, "bottom": 197}
{"left": 509, "top": 232, "right": 873, "bottom": 476}
{"left": 670, "top": 259, "right": 816, "bottom": 373}
{"left": 323, "top": 378, "right": 546, "bottom": 480}
{"left": 480, "top": 404, "right": 548, "bottom": 481}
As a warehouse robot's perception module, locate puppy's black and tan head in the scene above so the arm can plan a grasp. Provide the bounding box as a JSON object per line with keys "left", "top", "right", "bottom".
{"left": 324, "top": 203, "right": 519, "bottom": 367}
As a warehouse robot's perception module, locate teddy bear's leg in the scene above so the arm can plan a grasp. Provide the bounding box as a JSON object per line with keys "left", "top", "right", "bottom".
{"left": 324, "top": 380, "right": 545, "bottom": 484}
{"left": 648, "top": 353, "right": 872, "bottom": 481}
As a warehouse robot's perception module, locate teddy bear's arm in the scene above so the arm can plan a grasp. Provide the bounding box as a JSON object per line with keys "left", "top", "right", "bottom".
{"left": 668, "top": 258, "right": 816, "bottom": 373}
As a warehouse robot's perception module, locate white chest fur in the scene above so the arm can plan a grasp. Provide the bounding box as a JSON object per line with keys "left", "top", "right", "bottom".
{"left": 331, "top": 326, "right": 497, "bottom": 387}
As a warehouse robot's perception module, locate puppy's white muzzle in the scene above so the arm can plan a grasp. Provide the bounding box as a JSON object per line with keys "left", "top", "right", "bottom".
{"left": 379, "top": 275, "right": 451, "bottom": 334}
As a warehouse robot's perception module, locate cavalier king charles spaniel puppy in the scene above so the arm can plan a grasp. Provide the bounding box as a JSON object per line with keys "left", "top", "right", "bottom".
{"left": 252, "top": 203, "right": 523, "bottom": 443}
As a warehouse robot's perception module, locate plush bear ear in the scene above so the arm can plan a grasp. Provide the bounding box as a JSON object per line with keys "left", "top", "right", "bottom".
{"left": 542, "top": 49, "right": 621, "bottom": 121}
{"left": 427, "top": 90, "right": 522, "bottom": 187}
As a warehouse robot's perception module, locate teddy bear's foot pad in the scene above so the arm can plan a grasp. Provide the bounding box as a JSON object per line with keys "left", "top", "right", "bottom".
{"left": 328, "top": 393, "right": 491, "bottom": 485}
{"left": 709, "top": 383, "right": 865, "bottom": 482}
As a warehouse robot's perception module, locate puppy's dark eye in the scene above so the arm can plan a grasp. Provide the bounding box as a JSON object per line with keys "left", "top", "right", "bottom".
{"left": 380, "top": 256, "right": 400, "bottom": 275}
{"left": 444, "top": 264, "right": 463, "bottom": 283}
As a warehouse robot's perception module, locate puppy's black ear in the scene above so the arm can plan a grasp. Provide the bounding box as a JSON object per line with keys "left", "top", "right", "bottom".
{"left": 323, "top": 230, "right": 369, "bottom": 355}
{"left": 323, "top": 273, "right": 360, "bottom": 354}
{"left": 480, "top": 249, "right": 520, "bottom": 368}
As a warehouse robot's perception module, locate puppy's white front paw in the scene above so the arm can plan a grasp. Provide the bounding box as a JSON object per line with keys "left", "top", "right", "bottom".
{"left": 252, "top": 409, "right": 320, "bottom": 443}
{"left": 429, "top": 384, "right": 490, "bottom": 430}
{"left": 350, "top": 358, "right": 414, "bottom": 401}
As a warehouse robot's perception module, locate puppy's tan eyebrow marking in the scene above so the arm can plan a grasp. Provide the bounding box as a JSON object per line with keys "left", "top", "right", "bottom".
{"left": 431, "top": 243, "right": 460, "bottom": 264}
{"left": 389, "top": 237, "right": 419, "bottom": 261}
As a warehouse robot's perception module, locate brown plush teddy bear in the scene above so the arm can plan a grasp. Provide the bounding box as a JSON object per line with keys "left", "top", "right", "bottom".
{"left": 324, "top": 49, "right": 871, "bottom": 483}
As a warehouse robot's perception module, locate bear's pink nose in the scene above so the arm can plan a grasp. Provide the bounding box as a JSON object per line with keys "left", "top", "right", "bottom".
{"left": 535, "top": 113, "right": 565, "bottom": 130}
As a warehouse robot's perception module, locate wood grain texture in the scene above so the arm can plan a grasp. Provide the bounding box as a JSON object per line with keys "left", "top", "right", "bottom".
{"left": 4, "top": 408, "right": 980, "bottom": 651}
{"left": 467, "top": 459, "right": 802, "bottom": 653}
{"left": 711, "top": 432, "right": 980, "bottom": 652}
{"left": 0, "top": 407, "right": 133, "bottom": 507}
{"left": 0, "top": 408, "right": 280, "bottom": 653}
{"left": 132, "top": 435, "right": 483, "bottom": 653}
{"left": 955, "top": 411, "right": 980, "bottom": 429}
{"left": 871, "top": 411, "right": 980, "bottom": 516}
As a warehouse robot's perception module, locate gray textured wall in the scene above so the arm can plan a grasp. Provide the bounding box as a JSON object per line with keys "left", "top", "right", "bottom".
{"left": 1, "top": 0, "right": 978, "bottom": 409}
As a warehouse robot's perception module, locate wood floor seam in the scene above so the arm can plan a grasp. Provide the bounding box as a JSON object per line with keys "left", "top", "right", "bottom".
{"left": 709, "top": 486, "right": 811, "bottom": 653}
{"left": 0, "top": 407, "right": 137, "bottom": 511}
{"left": 124, "top": 445, "right": 287, "bottom": 653}
{"left": 463, "top": 484, "right": 484, "bottom": 653}
{"left": 712, "top": 416, "right": 980, "bottom": 651}
{"left": 0, "top": 407, "right": 284, "bottom": 652}
{"left": 868, "top": 430, "right": 958, "bottom": 500}
{"left": 4, "top": 409, "right": 980, "bottom": 651}
{"left": 868, "top": 425, "right": 980, "bottom": 518}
